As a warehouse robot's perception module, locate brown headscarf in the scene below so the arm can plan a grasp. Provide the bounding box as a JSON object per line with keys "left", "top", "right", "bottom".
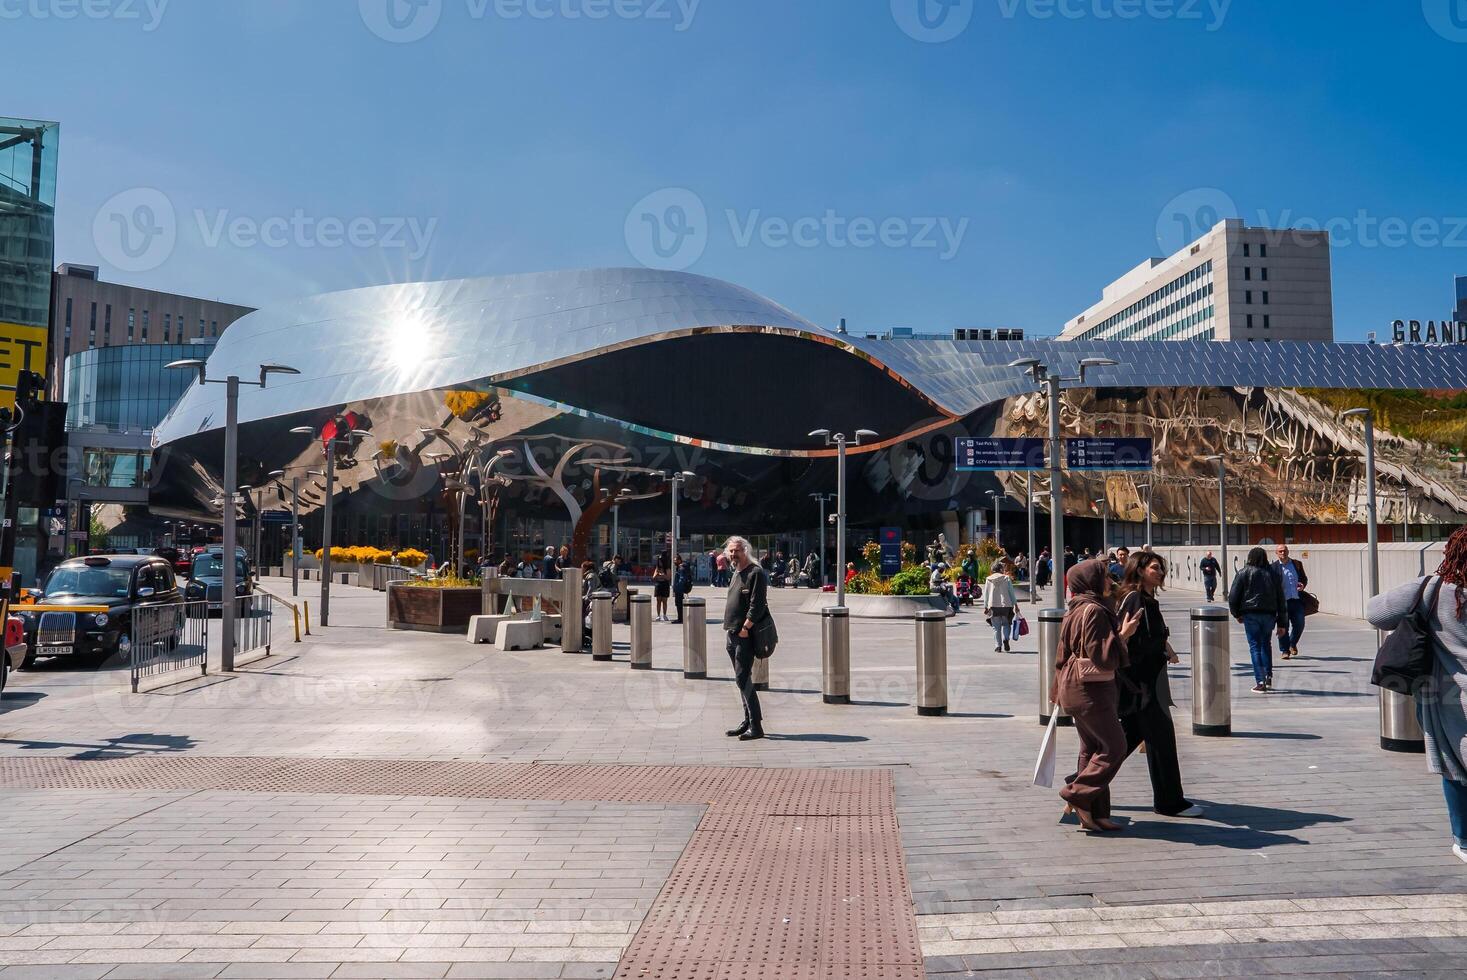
{"left": 1054, "top": 559, "right": 1127, "bottom": 675}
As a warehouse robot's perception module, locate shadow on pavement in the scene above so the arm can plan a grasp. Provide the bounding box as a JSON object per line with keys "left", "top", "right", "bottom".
{"left": 1228, "top": 731, "right": 1323, "bottom": 740}
{"left": 0, "top": 731, "right": 198, "bottom": 760}
{"left": 0, "top": 692, "right": 45, "bottom": 713}
{"left": 765, "top": 733, "right": 869, "bottom": 743}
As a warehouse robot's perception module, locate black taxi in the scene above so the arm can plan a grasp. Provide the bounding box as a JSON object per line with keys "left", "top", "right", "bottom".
{"left": 14, "top": 554, "right": 183, "bottom": 666}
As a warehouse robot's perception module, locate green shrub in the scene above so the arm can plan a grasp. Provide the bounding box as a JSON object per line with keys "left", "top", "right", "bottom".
{"left": 889, "top": 564, "right": 934, "bottom": 596}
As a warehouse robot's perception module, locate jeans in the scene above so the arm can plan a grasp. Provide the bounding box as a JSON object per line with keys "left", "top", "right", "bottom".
{"left": 1278, "top": 597, "right": 1306, "bottom": 654}
{"left": 1445, "top": 778, "right": 1467, "bottom": 848}
{"left": 1203, "top": 575, "right": 1217, "bottom": 602}
{"left": 725, "top": 631, "right": 762, "bottom": 726}
{"left": 1242, "top": 612, "right": 1277, "bottom": 686}
{"left": 990, "top": 609, "right": 1013, "bottom": 647}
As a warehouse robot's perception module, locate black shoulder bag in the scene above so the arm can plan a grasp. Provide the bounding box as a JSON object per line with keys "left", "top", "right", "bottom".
{"left": 1370, "top": 577, "right": 1442, "bottom": 695}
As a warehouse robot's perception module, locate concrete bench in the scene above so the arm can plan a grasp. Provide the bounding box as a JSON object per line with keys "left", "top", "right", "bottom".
{"left": 540, "top": 614, "right": 562, "bottom": 645}
{"left": 335, "top": 571, "right": 359, "bottom": 587}
{"left": 468, "top": 614, "right": 513, "bottom": 644}
{"left": 495, "top": 619, "right": 544, "bottom": 651}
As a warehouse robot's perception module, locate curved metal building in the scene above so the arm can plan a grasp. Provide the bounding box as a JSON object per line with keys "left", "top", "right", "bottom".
{"left": 150, "top": 268, "right": 1467, "bottom": 558}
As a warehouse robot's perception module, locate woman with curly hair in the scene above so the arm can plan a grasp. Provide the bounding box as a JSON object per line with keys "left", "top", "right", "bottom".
{"left": 1367, "top": 527, "right": 1467, "bottom": 862}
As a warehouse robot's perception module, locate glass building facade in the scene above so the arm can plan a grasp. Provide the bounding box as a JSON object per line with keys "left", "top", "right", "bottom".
{"left": 0, "top": 116, "right": 57, "bottom": 332}
{"left": 63, "top": 342, "right": 215, "bottom": 434}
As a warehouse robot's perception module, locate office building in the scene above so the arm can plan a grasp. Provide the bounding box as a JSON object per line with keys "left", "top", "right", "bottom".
{"left": 1060, "top": 218, "right": 1334, "bottom": 343}
{"left": 49, "top": 263, "right": 253, "bottom": 398}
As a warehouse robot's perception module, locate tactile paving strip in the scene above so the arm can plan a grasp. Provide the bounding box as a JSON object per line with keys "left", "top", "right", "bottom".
{"left": 0, "top": 754, "right": 924, "bottom": 977}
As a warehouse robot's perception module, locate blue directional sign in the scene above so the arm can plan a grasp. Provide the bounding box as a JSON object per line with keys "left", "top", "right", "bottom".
{"left": 955, "top": 437, "right": 1047, "bottom": 471}
{"left": 260, "top": 510, "right": 294, "bottom": 524}
{"left": 879, "top": 526, "right": 903, "bottom": 577}
{"left": 1065, "top": 438, "right": 1153, "bottom": 471}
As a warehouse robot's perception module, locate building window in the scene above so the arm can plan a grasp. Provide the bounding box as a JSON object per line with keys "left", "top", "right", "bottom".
{"left": 199, "top": 318, "right": 205, "bottom": 338}
{"left": 103, "top": 305, "right": 112, "bottom": 345}
{"left": 141, "top": 310, "right": 149, "bottom": 341}
{"left": 64, "top": 297, "right": 71, "bottom": 332}
{"left": 1261, "top": 267, "right": 1269, "bottom": 281}
{"left": 1244, "top": 267, "right": 1251, "bottom": 281}
{"left": 1260, "top": 243, "right": 1268, "bottom": 258}
{"left": 1264, "top": 315, "right": 1271, "bottom": 329}
{"left": 1243, "top": 243, "right": 1251, "bottom": 257}
{"left": 1246, "top": 314, "right": 1254, "bottom": 329}
{"left": 127, "top": 308, "right": 135, "bottom": 342}
{"left": 88, "top": 303, "right": 97, "bottom": 346}
{"left": 1246, "top": 291, "right": 1253, "bottom": 304}
{"left": 1262, "top": 291, "right": 1270, "bottom": 304}
{"left": 163, "top": 313, "right": 171, "bottom": 342}
{"left": 210, "top": 320, "right": 218, "bottom": 337}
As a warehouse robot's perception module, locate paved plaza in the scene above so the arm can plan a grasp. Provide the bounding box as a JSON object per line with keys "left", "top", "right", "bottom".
{"left": 0, "top": 577, "right": 1461, "bottom": 978}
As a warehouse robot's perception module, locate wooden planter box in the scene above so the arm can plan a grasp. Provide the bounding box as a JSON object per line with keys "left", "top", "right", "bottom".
{"left": 387, "top": 584, "right": 482, "bottom": 633}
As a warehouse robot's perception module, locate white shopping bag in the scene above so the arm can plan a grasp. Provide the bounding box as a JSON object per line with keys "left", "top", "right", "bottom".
{"left": 1033, "top": 706, "right": 1061, "bottom": 788}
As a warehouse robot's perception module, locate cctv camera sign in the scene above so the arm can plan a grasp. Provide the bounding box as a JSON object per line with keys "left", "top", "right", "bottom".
{"left": 1391, "top": 319, "right": 1467, "bottom": 344}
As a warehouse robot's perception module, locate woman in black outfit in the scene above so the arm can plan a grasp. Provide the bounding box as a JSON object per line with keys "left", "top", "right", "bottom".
{"left": 1115, "top": 553, "right": 1204, "bottom": 818}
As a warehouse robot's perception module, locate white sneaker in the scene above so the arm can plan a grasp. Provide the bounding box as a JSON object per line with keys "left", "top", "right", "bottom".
{"left": 1175, "top": 805, "right": 1206, "bottom": 818}
{"left": 1454, "top": 844, "right": 1467, "bottom": 864}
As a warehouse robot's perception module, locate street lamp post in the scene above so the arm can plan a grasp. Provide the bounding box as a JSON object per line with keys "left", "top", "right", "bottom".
{"left": 1028, "top": 481, "right": 1050, "bottom": 606}
{"left": 1094, "top": 496, "right": 1108, "bottom": 555}
{"left": 809, "top": 491, "right": 836, "bottom": 587}
{"left": 986, "top": 489, "right": 1001, "bottom": 552}
{"left": 1186, "top": 483, "right": 1193, "bottom": 546}
{"left": 1343, "top": 409, "right": 1380, "bottom": 596}
{"left": 810, "top": 428, "right": 878, "bottom": 607}
{"left": 167, "top": 358, "right": 299, "bottom": 671}
{"left": 663, "top": 470, "right": 695, "bottom": 573}
{"left": 291, "top": 423, "right": 372, "bottom": 627}
{"left": 1008, "top": 356, "right": 1117, "bottom": 592}
{"left": 1205, "top": 455, "right": 1227, "bottom": 576}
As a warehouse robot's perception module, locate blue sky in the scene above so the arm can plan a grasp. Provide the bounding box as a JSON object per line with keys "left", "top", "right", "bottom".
{"left": 10, "top": 0, "right": 1467, "bottom": 339}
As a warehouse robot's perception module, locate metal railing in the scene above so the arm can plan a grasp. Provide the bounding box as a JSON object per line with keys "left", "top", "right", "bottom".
{"left": 253, "top": 585, "right": 308, "bottom": 641}
{"left": 231, "top": 593, "right": 274, "bottom": 664}
{"left": 130, "top": 600, "right": 207, "bottom": 693}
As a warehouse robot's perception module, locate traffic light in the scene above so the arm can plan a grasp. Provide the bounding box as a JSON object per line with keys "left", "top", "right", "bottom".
{"left": 14, "top": 371, "right": 44, "bottom": 412}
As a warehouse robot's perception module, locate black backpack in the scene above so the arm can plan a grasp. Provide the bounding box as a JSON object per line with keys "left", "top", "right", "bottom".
{"left": 1370, "top": 577, "right": 1443, "bottom": 695}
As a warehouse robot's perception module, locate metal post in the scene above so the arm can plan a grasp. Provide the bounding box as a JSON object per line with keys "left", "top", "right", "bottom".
{"left": 1098, "top": 496, "right": 1109, "bottom": 555}
{"left": 1186, "top": 484, "right": 1193, "bottom": 546}
{"left": 821, "top": 606, "right": 850, "bottom": 704}
{"left": 1026, "top": 473, "right": 1037, "bottom": 606}
{"left": 992, "top": 492, "right": 1000, "bottom": 551}
{"left": 321, "top": 441, "right": 335, "bottom": 627}
{"left": 1216, "top": 456, "right": 1228, "bottom": 578}
{"left": 682, "top": 595, "right": 706, "bottom": 678}
{"left": 1402, "top": 490, "right": 1410, "bottom": 544}
{"left": 836, "top": 436, "right": 848, "bottom": 607}
{"left": 611, "top": 503, "right": 619, "bottom": 562}
{"left": 591, "top": 590, "right": 613, "bottom": 661}
{"left": 1046, "top": 376, "right": 1064, "bottom": 594}
{"left": 914, "top": 609, "right": 948, "bottom": 716}
{"left": 1037, "top": 607, "right": 1071, "bottom": 726}
{"left": 561, "top": 570, "right": 583, "bottom": 653}
{"left": 1363, "top": 414, "right": 1379, "bottom": 596}
{"left": 669, "top": 476, "right": 678, "bottom": 577}
{"left": 1144, "top": 483, "right": 1152, "bottom": 547}
{"left": 1191, "top": 605, "right": 1232, "bottom": 736}
{"left": 221, "top": 375, "right": 238, "bottom": 671}
{"left": 813, "top": 493, "right": 829, "bottom": 587}
{"left": 629, "top": 593, "right": 651, "bottom": 669}
{"left": 290, "top": 477, "right": 300, "bottom": 598}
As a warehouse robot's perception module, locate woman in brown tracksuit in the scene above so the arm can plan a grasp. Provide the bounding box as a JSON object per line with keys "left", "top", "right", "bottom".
{"left": 1053, "top": 559, "right": 1143, "bottom": 832}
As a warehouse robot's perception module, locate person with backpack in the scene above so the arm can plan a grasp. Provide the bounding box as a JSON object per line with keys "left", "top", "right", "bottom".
{"left": 1367, "top": 527, "right": 1467, "bottom": 863}
{"left": 722, "top": 535, "right": 770, "bottom": 741}
{"left": 1228, "top": 547, "right": 1288, "bottom": 693}
{"left": 672, "top": 554, "right": 693, "bottom": 624}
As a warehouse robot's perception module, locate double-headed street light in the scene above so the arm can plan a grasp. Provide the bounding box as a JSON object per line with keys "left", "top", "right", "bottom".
{"left": 268, "top": 469, "right": 303, "bottom": 597}
{"left": 1093, "top": 496, "right": 1109, "bottom": 555}
{"left": 467, "top": 448, "right": 514, "bottom": 571}
{"left": 167, "top": 358, "right": 299, "bottom": 671}
{"left": 1008, "top": 356, "right": 1117, "bottom": 591}
{"left": 810, "top": 428, "right": 878, "bottom": 607}
{"left": 290, "top": 422, "right": 372, "bottom": 627}
{"left": 663, "top": 470, "right": 696, "bottom": 573}
{"left": 603, "top": 486, "right": 632, "bottom": 561}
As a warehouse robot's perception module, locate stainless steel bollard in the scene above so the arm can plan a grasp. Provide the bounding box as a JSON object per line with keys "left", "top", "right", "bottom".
{"left": 1037, "top": 607, "right": 1072, "bottom": 726}
{"left": 629, "top": 594, "right": 652, "bottom": 670}
{"left": 752, "top": 653, "right": 769, "bottom": 691}
{"left": 821, "top": 606, "right": 851, "bottom": 705}
{"left": 561, "top": 571, "right": 583, "bottom": 653}
{"left": 591, "top": 590, "right": 613, "bottom": 661}
{"left": 1191, "top": 606, "right": 1232, "bottom": 736}
{"left": 615, "top": 576, "right": 632, "bottom": 622}
{"left": 1380, "top": 690, "right": 1425, "bottom": 753}
{"left": 915, "top": 609, "right": 947, "bottom": 717}
{"left": 682, "top": 596, "right": 707, "bottom": 678}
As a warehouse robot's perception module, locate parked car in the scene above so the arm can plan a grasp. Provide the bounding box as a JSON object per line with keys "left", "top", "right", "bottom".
{"left": 12, "top": 554, "right": 184, "bottom": 666}
{"left": 0, "top": 613, "right": 24, "bottom": 692}
{"left": 185, "top": 549, "right": 254, "bottom": 614}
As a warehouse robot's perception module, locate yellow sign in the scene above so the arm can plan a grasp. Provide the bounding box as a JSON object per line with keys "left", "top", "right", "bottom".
{"left": 0, "top": 321, "right": 48, "bottom": 411}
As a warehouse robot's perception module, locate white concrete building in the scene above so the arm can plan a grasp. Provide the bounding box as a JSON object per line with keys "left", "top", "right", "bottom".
{"left": 1061, "top": 218, "right": 1333, "bottom": 343}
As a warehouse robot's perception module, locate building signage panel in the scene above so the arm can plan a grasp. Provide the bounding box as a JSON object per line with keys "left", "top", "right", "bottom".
{"left": 1391, "top": 319, "right": 1467, "bottom": 344}
{"left": 1065, "top": 438, "right": 1153, "bottom": 471}
{"left": 955, "top": 437, "right": 1047, "bottom": 471}
{"left": 0, "top": 322, "right": 47, "bottom": 413}
{"left": 879, "top": 526, "right": 902, "bottom": 577}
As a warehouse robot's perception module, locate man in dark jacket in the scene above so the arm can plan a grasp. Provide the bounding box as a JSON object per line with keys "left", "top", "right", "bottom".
{"left": 722, "top": 536, "right": 769, "bottom": 740}
{"left": 1272, "top": 545, "right": 1309, "bottom": 661}
{"left": 1199, "top": 551, "right": 1221, "bottom": 601}
{"left": 1228, "top": 547, "right": 1288, "bottom": 692}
